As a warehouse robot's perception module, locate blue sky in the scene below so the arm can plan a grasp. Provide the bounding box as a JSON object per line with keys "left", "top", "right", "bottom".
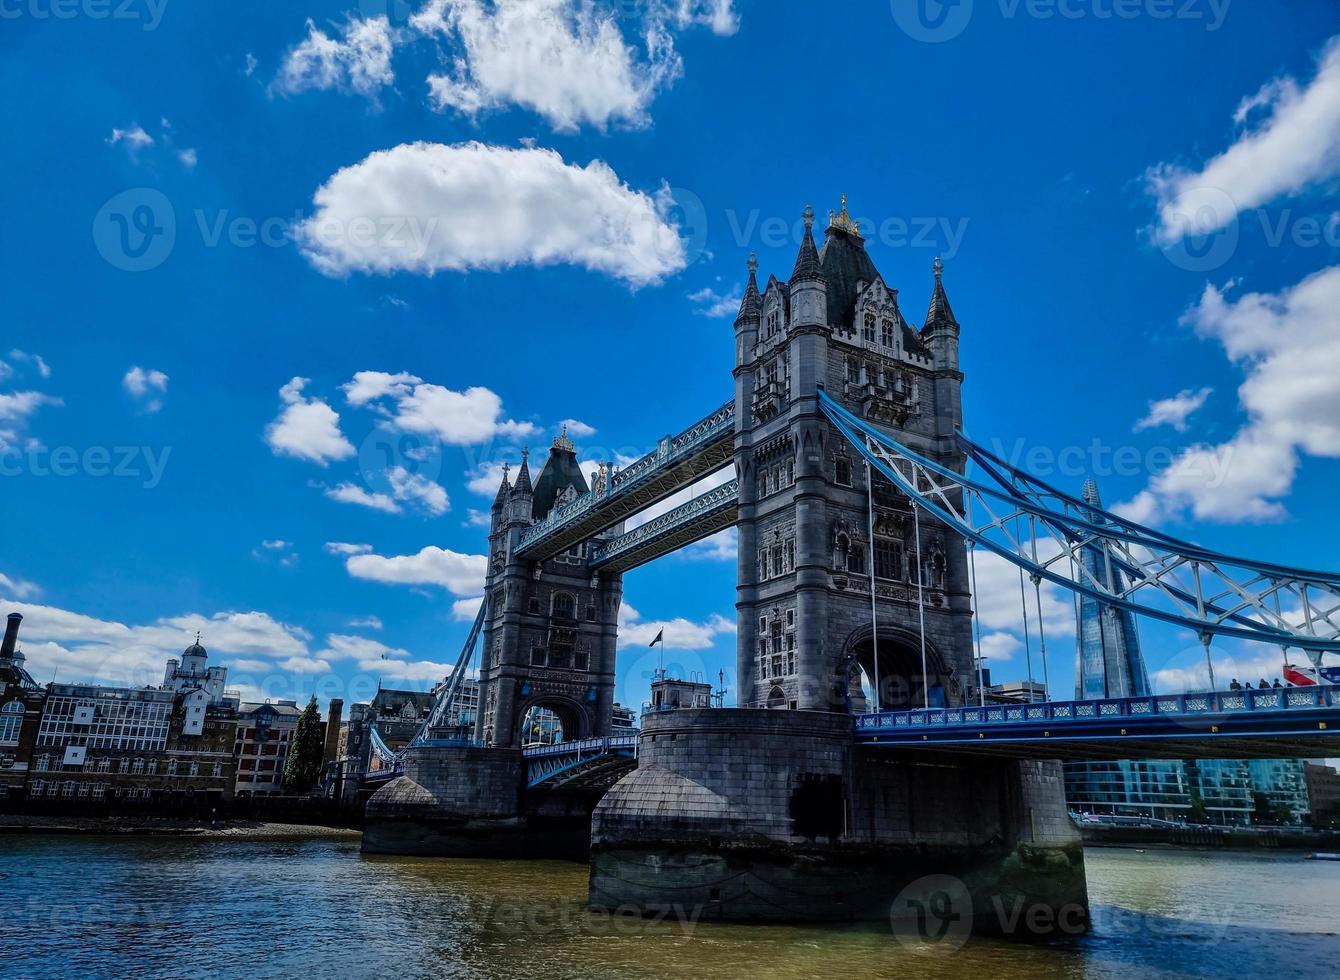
{"left": 3, "top": 0, "right": 1340, "bottom": 711}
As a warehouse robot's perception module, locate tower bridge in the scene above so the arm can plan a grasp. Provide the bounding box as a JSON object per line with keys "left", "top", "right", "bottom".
{"left": 363, "top": 197, "right": 1340, "bottom": 935}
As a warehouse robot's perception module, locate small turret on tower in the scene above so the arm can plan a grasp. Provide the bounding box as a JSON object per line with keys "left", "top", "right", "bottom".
{"left": 507, "top": 448, "right": 534, "bottom": 525}
{"left": 735, "top": 253, "right": 762, "bottom": 327}
{"left": 789, "top": 205, "right": 827, "bottom": 329}
{"left": 921, "top": 256, "right": 961, "bottom": 373}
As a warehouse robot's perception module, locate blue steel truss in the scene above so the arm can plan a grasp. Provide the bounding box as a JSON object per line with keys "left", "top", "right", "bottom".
{"left": 590, "top": 478, "right": 739, "bottom": 573}
{"left": 818, "top": 390, "right": 1340, "bottom": 654}
{"left": 855, "top": 686, "right": 1340, "bottom": 758}
{"left": 522, "top": 735, "right": 638, "bottom": 789}
{"left": 409, "top": 597, "right": 487, "bottom": 747}
{"left": 515, "top": 400, "right": 735, "bottom": 560}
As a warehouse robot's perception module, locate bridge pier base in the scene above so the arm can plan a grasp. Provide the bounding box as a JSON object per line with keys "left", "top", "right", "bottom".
{"left": 590, "top": 709, "right": 1088, "bottom": 939}
{"left": 362, "top": 745, "right": 528, "bottom": 857}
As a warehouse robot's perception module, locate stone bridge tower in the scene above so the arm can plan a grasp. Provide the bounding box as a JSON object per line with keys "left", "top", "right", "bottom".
{"left": 732, "top": 198, "right": 975, "bottom": 713}
{"left": 473, "top": 433, "right": 623, "bottom": 748}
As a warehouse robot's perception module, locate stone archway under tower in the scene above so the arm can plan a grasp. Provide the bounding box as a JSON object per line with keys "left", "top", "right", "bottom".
{"left": 840, "top": 624, "right": 954, "bottom": 712}
{"left": 515, "top": 694, "right": 592, "bottom": 747}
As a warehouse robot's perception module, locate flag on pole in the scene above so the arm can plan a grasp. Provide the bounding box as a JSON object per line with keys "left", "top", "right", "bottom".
{"left": 1284, "top": 663, "right": 1317, "bottom": 686}
{"left": 1318, "top": 665, "right": 1340, "bottom": 685}
{"left": 649, "top": 629, "right": 664, "bottom": 648}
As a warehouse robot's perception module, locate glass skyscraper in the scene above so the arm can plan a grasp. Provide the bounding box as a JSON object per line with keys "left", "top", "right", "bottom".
{"left": 1062, "top": 479, "right": 1309, "bottom": 825}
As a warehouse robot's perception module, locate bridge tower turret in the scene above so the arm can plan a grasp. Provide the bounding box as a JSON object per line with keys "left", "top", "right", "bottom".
{"left": 475, "top": 437, "right": 623, "bottom": 749}
{"left": 733, "top": 196, "right": 976, "bottom": 713}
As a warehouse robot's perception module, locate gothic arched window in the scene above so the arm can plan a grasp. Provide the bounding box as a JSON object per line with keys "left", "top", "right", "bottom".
{"left": 863, "top": 313, "right": 876, "bottom": 342}
{"left": 881, "top": 318, "right": 895, "bottom": 347}
{"left": 552, "top": 593, "right": 576, "bottom": 620}
{"left": 0, "top": 701, "right": 22, "bottom": 745}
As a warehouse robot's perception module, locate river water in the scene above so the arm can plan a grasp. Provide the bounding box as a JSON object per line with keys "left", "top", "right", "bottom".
{"left": 1, "top": 835, "right": 1337, "bottom": 979}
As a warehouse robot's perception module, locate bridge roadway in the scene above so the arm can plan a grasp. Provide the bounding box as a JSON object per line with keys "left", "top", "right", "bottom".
{"left": 855, "top": 686, "right": 1340, "bottom": 760}
{"left": 589, "top": 479, "right": 739, "bottom": 574}
{"left": 515, "top": 400, "right": 735, "bottom": 561}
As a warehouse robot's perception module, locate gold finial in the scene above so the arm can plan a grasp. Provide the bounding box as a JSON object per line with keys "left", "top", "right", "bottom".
{"left": 747, "top": 252, "right": 758, "bottom": 274}
{"left": 802, "top": 203, "right": 816, "bottom": 229}
{"left": 933, "top": 255, "right": 944, "bottom": 278}
{"left": 828, "top": 193, "right": 860, "bottom": 236}
{"left": 553, "top": 424, "right": 575, "bottom": 452}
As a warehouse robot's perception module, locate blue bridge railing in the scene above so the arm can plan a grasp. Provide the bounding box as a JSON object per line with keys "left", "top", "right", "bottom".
{"left": 522, "top": 735, "right": 639, "bottom": 788}
{"left": 856, "top": 686, "right": 1340, "bottom": 737}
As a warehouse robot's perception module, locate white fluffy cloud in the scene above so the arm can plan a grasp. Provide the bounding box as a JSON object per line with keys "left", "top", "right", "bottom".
{"left": 0, "top": 571, "right": 41, "bottom": 600}
{"left": 324, "top": 483, "right": 402, "bottom": 514}
{"left": 325, "top": 541, "right": 373, "bottom": 556}
{"left": 666, "top": 0, "right": 739, "bottom": 35}
{"left": 1148, "top": 36, "right": 1340, "bottom": 242}
{"left": 1133, "top": 387, "right": 1212, "bottom": 433}
{"left": 106, "top": 123, "right": 153, "bottom": 151}
{"left": 274, "top": 16, "right": 395, "bottom": 99}
{"left": 1, "top": 349, "right": 60, "bottom": 449}
{"left": 123, "top": 366, "right": 169, "bottom": 413}
{"left": 2, "top": 600, "right": 315, "bottom": 689}
{"left": 1117, "top": 267, "right": 1340, "bottom": 523}
{"left": 412, "top": 0, "right": 682, "bottom": 132}
{"left": 559, "top": 418, "right": 596, "bottom": 438}
{"left": 297, "top": 141, "right": 688, "bottom": 286}
{"left": 341, "top": 370, "right": 422, "bottom": 407}
{"left": 688, "top": 286, "right": 742, "bottom": 319}
{"left": 265, "top": 377, "right": 355, "bottom": 466}
{"left": 345, "top": 545, "right": 487, "bottom": 595}
{"left": 618, "top": 602, "right": 735, "bottom": 650}
{"left": 388, "top": 382, "right": 537, "bottom": 444}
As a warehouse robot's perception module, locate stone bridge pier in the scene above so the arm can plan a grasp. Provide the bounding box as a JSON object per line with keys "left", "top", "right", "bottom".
{"left": 590, "top": 708, "right": 1087, "bottom": 936}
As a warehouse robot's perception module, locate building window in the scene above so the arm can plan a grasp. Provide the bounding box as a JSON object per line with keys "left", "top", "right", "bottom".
{"left": 758, "top": 548, "right": 769, "bottom": 581}
{"left": 92, "top": 783, "right": 105, "bottom": 800}
{"left": 552, "top": 593, "right": 575, "bottom": 620}
{"left": 847, "top": 545, "right": 866, "bottom": 575}
{"left": 530, "top": 648, "right": 547, "bottom": 667}
{"left": 189, "top": 761, "right": 199, "bottom": 777}
{"left": 863, "top": 313, "right": 876, "bottom": 343}
{"left": 77, "top": 782, "right": 90, "bottom": 799}
{"left": 212, "top": 762, "right": 222, "bottom": 778}
{"left": 573, "top": 648, "right": 590, "bottom": 672}
{"left": 771, "top": 546, "right": 784, "bottom": 578}
{"left": 759, "top": 470, "right": 769, "bottom": 497}
{"left": 586, "top": 605, "right": 597, "bottom": 623}
{"left": 146, "top": 759, "right": 157, "bottom": 776}
{"left": 528, "top": 597, "right": 541, "bottom": 615}
{"left": 35, "top": 754, "right": 50, "bottom": 773}
{"left": 97, "top": 757, "right": 110, "bottom": 773}
{"left": 845, "top": 356, "right": 858, "bottom": 384}
{"left": 118, "top": 758, "right": 130, "bottom": 774}
{"left": 881, "top": 318, "right": 895, "bottom": 347}
{"left": 28, "top": 780, "right": 43, "bottom": 797}
{"left": 835, "top": 458, "right": 852, "bottom": 487}
{"left": 131, "top": 758, "right": 145, "bottom": 775}
{"left": 874, "top": 539, "right": 903, "bottom": 580}
{"left": 168, "top": 760, "right": 178, "bottom": 777}
{"left": 0, "top": 701, "right": 22, "bottom": 745}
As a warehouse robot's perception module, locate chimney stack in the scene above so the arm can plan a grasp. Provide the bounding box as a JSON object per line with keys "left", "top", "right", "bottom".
{"left": 1, "top": 613, "right": 20, "bottom": 660}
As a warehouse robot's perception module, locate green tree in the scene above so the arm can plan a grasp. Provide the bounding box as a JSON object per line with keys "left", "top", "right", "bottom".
{"left": 282, "top": 696, "right": 327, "bottom": 794}
{"left": 1251, "top": 791, "right": 1273, "bottom": 825}
{"left": 1188, "top": 791, "right": 1209, "bottom": 825}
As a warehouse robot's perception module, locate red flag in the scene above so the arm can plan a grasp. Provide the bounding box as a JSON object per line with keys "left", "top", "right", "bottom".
{"left": 1284, "top": 664, "right": 1317, "bottom": 686}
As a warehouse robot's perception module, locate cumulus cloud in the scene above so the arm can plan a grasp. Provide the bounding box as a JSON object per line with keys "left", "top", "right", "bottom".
{"left": 325, "top": 541, "right": 373, "bottom": 556}
{"left": 0, "top": 571, "right": 41, "bottom": 600}
{"left": 665, "top": 0, "right": 740, "bottom": 35}
{"left": 274, "top": 16, "right": 395, "bottom": 99}
{"left": 106, "top": 123, "right": 154, "bottom": 152}
{"left": 348, "top": 615, "right": 383, "bottom": 631}
{"left": 0, "top": 389, "right": 62, "bottom": 452}
{"left": 1133, "top": 386, "right": 1212, "bottom": 433}
{"left": 344, "top": 545, "right": 487, "bottom": 595}
{"left": 341, "top": 370, "right": 423, "bottom": 407}
{"left": 618, "top": 602, "right": 735, "bottom": 650}
{"left": 324, "top": 483, "right": 402, "bottom": 514}
{"left": 1148, "top": 36, "right": 1340, "bottom": 242}
{"left": 297, "top": 141, "right": 688, "bottom": 287}
{"left": 411, "top": 0, "right": 683, "bottom": 132}
{"left": 1116, "top": 267, "right": 1340, "bottom": 524}
{"left": 452, "top": 595, "right": 485, "bottom": 622}
{"left": 378, "top": 379, "right": 537, "bottom": 444}
{"left": 264, "top": 377, "right": 355, "bottom": 466}
{"left": 559, "top": 418, "right": 596, "bottom": 438}
{"left": 679, "top": 527, "right": 737, "bottom": 562}
{"left": 688, "top": 286, "right": 742, "bottom": 319}
{"left": 123, "top": 366, "right": 169, "bottom": 413}
{"left": 3, "top": 600, "right": 314, "bottom": 690}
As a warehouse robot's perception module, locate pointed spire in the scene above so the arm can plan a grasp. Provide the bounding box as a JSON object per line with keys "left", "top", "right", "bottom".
{"left": 492, "top": 462, "right": 512, "bottom": 510}
{"left": 735, "top": 252, "right": 762, "bottom": 325}
{"left": 1082, "top": 478, "right": 1102, "bottom": 507}
{"left": 513, "top": 447, "right": 533, "bottom": 494}
{"left": 924, "top": 255, "right": 958, "bottom": 328}
{"left": 791, "top": 205, "right": 822, "bottom": 282}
